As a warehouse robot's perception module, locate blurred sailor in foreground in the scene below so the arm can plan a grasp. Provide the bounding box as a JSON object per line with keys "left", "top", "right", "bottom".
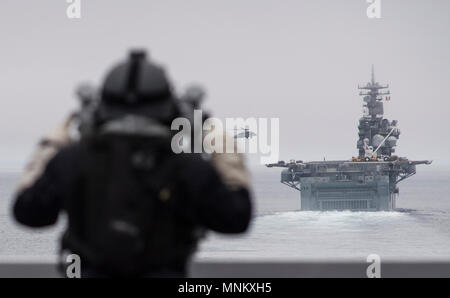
{"left": 13, "top": 50, "right": 252, "bottom": 277}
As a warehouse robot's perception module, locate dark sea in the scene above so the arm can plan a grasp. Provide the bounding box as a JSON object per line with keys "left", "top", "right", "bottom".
{"left": 1, "top": 165, "right": 450, "bottom": 262}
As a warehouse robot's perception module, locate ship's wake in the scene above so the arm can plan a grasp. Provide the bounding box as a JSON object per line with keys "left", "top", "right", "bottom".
{"left": 197, "top": 209, "right": 450, "bottom": 261}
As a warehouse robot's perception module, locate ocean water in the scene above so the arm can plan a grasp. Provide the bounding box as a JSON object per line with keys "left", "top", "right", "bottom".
{"left": 1, "top": 165, "right": 450, "bottom": 261}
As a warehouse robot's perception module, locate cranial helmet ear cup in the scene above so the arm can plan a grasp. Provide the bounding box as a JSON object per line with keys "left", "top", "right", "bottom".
{"left": 101, "top": 50, "right": 173, "bottom": 105}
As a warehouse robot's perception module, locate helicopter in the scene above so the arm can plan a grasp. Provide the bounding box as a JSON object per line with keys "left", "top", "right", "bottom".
{"left": 233, "top": 127, "right": 257, "bottom": 139}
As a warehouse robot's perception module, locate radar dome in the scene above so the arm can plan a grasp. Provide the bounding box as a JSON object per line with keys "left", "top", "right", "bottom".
{"left": 372, "top": 134, "right": 385, "bottom": 148}
{"left": 386, "top": 136, "right": 398, "bottom": 147}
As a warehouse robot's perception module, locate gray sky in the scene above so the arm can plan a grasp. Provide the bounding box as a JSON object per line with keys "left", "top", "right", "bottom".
{"left": 1, "top": 0, "right": 449, "bottom": 170}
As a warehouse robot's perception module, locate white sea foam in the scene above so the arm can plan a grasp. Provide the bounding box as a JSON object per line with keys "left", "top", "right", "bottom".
{"left": 197, "top": 210, "right": 450, "bottom": 261}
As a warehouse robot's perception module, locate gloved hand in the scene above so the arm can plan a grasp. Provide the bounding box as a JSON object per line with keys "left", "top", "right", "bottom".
{"left": 202, "top": 125, "right": 251, "bottom": 191}
{"left": 16, "top": 115, "right": 74, "bottom": 193}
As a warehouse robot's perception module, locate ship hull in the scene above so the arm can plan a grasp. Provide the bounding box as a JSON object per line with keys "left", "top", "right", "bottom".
{"left": 279, "top": 160, "right": 408, "bottom": 212}
{"left": 299, "top": 175, "right": 396, "bottom": 211}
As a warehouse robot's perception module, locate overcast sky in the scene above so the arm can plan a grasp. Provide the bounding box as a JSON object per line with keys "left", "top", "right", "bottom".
{"left": 1, "top": 0, "right": 449, "bottom": 170}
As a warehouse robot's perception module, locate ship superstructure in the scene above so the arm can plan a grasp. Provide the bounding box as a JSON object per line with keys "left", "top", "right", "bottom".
{"left": 267, "top": 67, "right": 431, "bottom": 211}
{"left": 356, "top": 65, "right": 399, "bottom": 161}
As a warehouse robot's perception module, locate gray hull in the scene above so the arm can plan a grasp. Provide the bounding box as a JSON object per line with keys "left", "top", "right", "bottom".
{"left": 275, "top": 159, "right": 429, "bottom": 211}
{"left": 299, "top": 175, "right": 395, "bottom": 211}
{"left": 294, "top": 164, "right": 396, "bottom": 211}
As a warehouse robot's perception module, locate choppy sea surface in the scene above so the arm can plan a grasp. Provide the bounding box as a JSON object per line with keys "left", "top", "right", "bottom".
{"left": 1, "top": 165, "right": 450, "bottom": 261}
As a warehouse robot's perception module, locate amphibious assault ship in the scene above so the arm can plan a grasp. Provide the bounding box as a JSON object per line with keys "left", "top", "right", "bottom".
{"left": 267, "top": 67, "right": 431, "bottom": 211}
